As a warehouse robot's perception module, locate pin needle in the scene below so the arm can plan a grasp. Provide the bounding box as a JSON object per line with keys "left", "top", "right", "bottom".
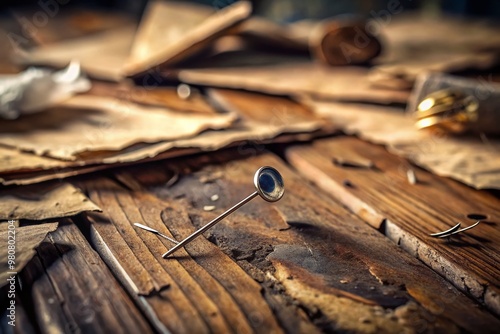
{"left": 134, "top": 223, "right": 179, "bottom": 244}
{"left": 161, "top": 166, "right": 285, "bottom": 258}
{"left": 430, "top": 221, "right": 480, "bottom": 238}
{"left": 162, "top": 191, "right": 259, "bottom": 257}
{"left": 437, "top": 221, "right": 480, "bottom": 238}
{"left": 430, "top": 222, "right": 461, "bottom": 237}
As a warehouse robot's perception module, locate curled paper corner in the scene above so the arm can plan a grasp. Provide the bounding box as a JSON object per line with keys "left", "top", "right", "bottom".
{"left": 0, "top": 61, "right": 91, "bottom": 120}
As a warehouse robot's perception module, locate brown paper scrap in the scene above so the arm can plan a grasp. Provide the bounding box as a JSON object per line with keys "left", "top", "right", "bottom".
{"left": 0, "top": 146, "right": 69, "bottom": 174}
{"left": 0, "top": 95, "right": 236, "bottom": 160}
{"left": 98, "top": 88, "right": 327, "bottom": 162}
{"left": 16, "top": 1, "right": 251, "bottom": 80}
{"left": 310, "top": 100, "right": 500, "bottom": 190}
{"left": 0, "top": 81, "right": 219, "bottom": 176}
{"left": 0, "top": 148, "right": 199, "bottom": 186}
{"left": 179, "top": 63, "right": 409, "bottom": 104}
{"left": 1, "top": 90, "right": 328, "bottom": 185}
{"left": 0, "top": 182, "right": 100, "bottom": 220}
{"left": 124, "top": 0, "right": 252, "bottom": 76}
{"left": 0, "top": 222, "right": 58, "bottom": 287}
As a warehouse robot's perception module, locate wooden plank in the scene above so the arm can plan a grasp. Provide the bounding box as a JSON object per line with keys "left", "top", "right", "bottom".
{"left": 207, "top": 88, "right": 325, "bottom": 128}
{"left": 89, "top": 81, "right": 219, "bottom": 115}
{"left": 81, "top": 178, "right": 282, "bottom": 333}
{"left": 286, "top": 136, "right": 500, "bottom": 316}
{"left": 19, "top": 220, "right": 152, "bottom": 334}
{"left": 80, "top": 150, "right": 500, "bottom": 333}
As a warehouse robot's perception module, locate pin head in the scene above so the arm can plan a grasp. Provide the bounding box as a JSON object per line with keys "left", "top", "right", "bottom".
{"left": 254, "top": 166, "right": 285, "bottom": 202}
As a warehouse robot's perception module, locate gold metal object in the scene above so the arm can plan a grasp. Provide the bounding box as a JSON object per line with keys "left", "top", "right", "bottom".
{"left": 415, "top": 89, "right": 479, "bottom": 134}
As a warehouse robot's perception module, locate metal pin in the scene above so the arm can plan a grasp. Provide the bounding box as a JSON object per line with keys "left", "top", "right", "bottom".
{"left": 429, "top": 222, "right": 461, "bottom": 237}
{"left": 430, "top": 221, "right": 480, "bottom": 238}
{"left": 162, "top": 166, "right": 285, "bottom": 258}
{"left": 134, "top": 223, "right": 179, "bottom": 244}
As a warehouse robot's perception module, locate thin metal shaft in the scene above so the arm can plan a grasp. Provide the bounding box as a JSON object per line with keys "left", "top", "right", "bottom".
{"left": 134, "top": 223, "right": 179, "bottom": 244}
{"left": 430, "top": 222, "right": 461, "bottom": 237}
{"left": 163, "top": 191, "right": 258, "bottom": 258}
{"left": 437, "top": 221, "right": 480, "bottom": 238}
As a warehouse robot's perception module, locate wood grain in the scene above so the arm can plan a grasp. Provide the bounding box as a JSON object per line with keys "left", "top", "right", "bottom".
{"left": 19, "top": 220, "right": 152, "bottom": 333}
{"left": 286, "top": 136, "right": 500, "bottom": 316}
{"left": 89, "top": 81, "right": 218, "bottom": 115}
{"left": 81, "top": 177, "right": 282, "bottom": 333}
{"left": 79, "top": 150, "right": 500, "bottom": 332}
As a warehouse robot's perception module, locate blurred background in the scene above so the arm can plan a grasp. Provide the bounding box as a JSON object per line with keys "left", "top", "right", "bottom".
{"left": 1, "top": 0, "right": 500, "bottom": 187}
{"left": 1, "top": 0, "right": 500, "bottom": 20}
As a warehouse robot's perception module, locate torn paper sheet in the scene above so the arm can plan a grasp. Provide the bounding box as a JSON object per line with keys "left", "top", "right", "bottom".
{"left": 0, "top": 126, "right": 326, "bottom": 186}
{"left": 0, "top": 80, "right": 219, "bottom": 176}
{"left": 178, "top": 63, "right": 409, "bottom": 104}
{"left": 38, "top": 88, "right": 325, "bottom": 165}
{"left": 0, "top": 148, "right": 196, "bottom": 186}
{"left": 309, "top": 100, "right": 500, "bottom": 190}
{"left": 0, "top": 94, "right": 236, "bottom": 160}
{"left": 370, "top": 15, "right": 500, "bottom": 89}
{"left": 0, "top": 90, "right": 329, "bottom": 185}
{"left": 17, "top": 1, "right": 251, "bottom": 80}
{"left": 0, "top": 182, "right": 100, "bottom": 220}
{"left": 87, "top": 88, "right": 327, "bottom": 162}
{"left": 0, "top": 146, "right": 70, "bottom": 174}
{"left": 124, "top": 1, "right": 251, "bottom": 76}
{"left": 0, "top": 222, "right": 58, "bottom": 288}
{"left": 0, "top": 62, "right": 90, "bottom": 119}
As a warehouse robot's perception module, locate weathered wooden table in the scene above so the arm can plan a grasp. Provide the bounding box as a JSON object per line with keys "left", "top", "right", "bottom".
{"left": 4, "top": 135, "right": 499, "bottom": 333}
{"left": 1, "top": 5, "right": 499, "bottom": 333}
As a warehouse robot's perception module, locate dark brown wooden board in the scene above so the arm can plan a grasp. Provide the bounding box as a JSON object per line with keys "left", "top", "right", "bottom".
{"left": 81, "top": 177, "right": 285, "bottom": 334}
{"left": 18, "top": 220, "right": 152, "bottom": 334}
{"left": 286, "top": 136, "right": 500, "bottom": 316}
{"left": 78, "top": 150, "right": 500, "bottom": 333}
